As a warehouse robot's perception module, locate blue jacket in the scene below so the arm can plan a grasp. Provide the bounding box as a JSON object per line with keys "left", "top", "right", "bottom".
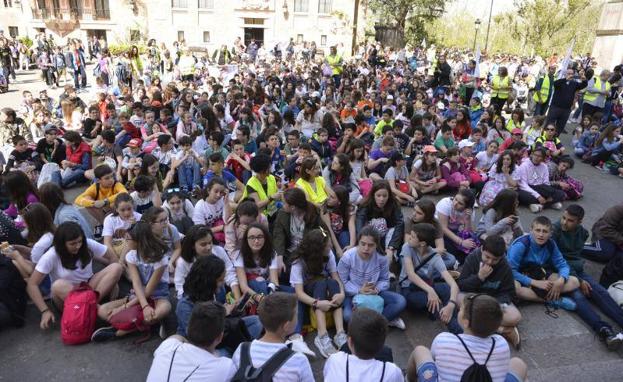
{"left": 54, "top": 203, "right": 94, "bottom": 239}
{"left": 470, "top": 107, "right": 484, "bottom": 127}
{"left": 507, "top": 234, "right": 570, "bottom": 286}
{"left": 67, "top": 48, "right": 86, "bottom": 71}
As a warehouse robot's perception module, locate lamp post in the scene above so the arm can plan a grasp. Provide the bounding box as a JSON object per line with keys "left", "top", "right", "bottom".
{"left": 485, "top": 0, "right": 494, "bottom": 53}
{"left": 473, "top": 18, "right": 481, "bottom": 51}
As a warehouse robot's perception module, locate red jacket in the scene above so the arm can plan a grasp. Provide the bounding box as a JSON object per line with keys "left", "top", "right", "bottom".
{"left": 66, "top": 141, "right": 92, "bottom": 168}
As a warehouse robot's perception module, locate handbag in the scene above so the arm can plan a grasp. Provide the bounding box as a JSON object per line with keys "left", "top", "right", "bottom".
{"left": 353, "top": 294, "right": 384, "bottom": 314}
{"left": 397, "top": 180, "right": 410, "bottom": 194}
{"left": 109, "top": 299, "right": 155, "bottom": 332}
{"left": 358, "top": 179, "right": 373, "bottom": 197}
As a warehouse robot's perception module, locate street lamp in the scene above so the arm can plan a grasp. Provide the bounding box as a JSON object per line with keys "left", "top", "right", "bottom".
{"left": 473, "top": 18, "right": 481, "bottom": 51}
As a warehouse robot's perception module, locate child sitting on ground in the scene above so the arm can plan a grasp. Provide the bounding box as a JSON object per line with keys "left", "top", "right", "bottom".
{"left": 407, "top": 294, "right": 528, "bottom": 382}
{"left": 231, "top": 292, "right": 314, "bottom": 382}
{"left": 75, "top": 164, "right": 127, "bottom": 226}
{"left": 323, "top": 308, "right": 404, "bottom": 381}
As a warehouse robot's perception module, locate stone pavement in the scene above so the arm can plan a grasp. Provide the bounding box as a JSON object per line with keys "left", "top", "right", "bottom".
{"left": 0, "top": 69, "right": 622, "bottom": 381}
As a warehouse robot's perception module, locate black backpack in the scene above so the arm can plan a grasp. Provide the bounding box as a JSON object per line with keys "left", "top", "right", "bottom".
{"left": 231, "top": 342, "right": 294, "bottom": 382}
{"left": 0, "top": 255, "right": 27, "bottom": 328}
{"left": 455, "top": 334, "right": 495, "bottom": 382}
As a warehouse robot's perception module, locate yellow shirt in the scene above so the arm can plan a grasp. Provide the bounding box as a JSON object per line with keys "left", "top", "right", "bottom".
{"left": 75, "top": 181, "right": 128, "bottom": 207}
{"left": 296, "top": 177, "right": 328, "bottom": 205}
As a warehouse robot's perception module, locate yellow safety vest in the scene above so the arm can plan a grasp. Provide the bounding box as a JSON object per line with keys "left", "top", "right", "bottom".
{"left": 532, "top": 75, "right": 551, "bottom": 104}
{"left": 491, "top": 75, "right": 510, "bottom": 99}
{"left": 583, "top": 77, "right": 611, "bottom": 103}
{"left": 327, "top": 54, "right": 343, "bottom": 75}
{"left": 505, "top": 119, "right": 525, "bottom": 133}
{"left": 296, "top": 177, "right": 328, "bottom": 205}
{"left": 242, "top": 175, "right": 278, "bottom": 216}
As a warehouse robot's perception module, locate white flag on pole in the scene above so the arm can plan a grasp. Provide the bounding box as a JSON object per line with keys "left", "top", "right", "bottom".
{"left": 474, "top": 44, "right": 481, "bottom": 78}
{"left": 558, "top": 38, "right": 576, "bottom": 79}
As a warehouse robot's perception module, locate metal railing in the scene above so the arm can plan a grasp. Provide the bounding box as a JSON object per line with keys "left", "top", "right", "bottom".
{"left": 31, "top": 5, "right": 110, "bottom": 21}
{"left": 94, "top": 8, "right": 110, "bottom": 19}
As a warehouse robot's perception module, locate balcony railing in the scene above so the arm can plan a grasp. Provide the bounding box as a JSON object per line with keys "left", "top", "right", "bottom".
{"left": 94, "top": 8, "right": 110, "bottom": 19}
{"left": 31, "top": 6, "right": 110, "bottom": 21}
{"left": 32, "top": 7, "right": 49, "bottom": 19}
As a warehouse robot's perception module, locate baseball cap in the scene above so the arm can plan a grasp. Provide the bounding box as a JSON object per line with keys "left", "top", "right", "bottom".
{"left": 386, "top": 94, "right": 394, "bottom": 100}
{"left": 458, "top": 139, "right": 475, "bottom": 149}
{"left": 436, "top": 101, "right": 446, "bottom": 110}
{"left": 127, "top": 138, "right": 142, "bottom": 148}
{"left": 422, "top": 145, "right": 438, "bottom": 154}
{"left": 44, "top": 124, "right": 58, "bottom": 134}
{"left": 511, "top": 128, "right": 523, "bottom": 135}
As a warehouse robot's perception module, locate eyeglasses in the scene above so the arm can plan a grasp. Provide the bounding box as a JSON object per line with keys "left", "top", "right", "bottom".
{"left": 154, "top": 217, "right": 169, "bottom": 224}
{"left": 545, "top": 128, "right": 556, "bottom": 131}
{"left": 165, "top": 188, "right": 181, "bottom": 194}
{"left": 248, "top": 235, "right": 265, "bottom": 242}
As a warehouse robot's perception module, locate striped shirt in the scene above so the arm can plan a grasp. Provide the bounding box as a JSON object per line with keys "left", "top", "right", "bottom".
{"left": 232, "top": 340, "right": 314, "bottom": 382}
{"left": 337, "top": 247, "right": 390, "bottom": 296}
{"left": 431, "top": 333, "right": 510, "bottom": 382}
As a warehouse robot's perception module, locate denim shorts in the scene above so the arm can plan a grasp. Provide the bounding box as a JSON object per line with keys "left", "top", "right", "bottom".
{"left": 417, "top": 362, "right": 522, "bottom": 382}
{"left": 131, "top": 282, "right": 170, "bottom": 300}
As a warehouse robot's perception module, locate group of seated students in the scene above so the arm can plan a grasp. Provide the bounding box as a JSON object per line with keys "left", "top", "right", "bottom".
{"left": 1, "top": 78, "right": 623, "bottom": 381}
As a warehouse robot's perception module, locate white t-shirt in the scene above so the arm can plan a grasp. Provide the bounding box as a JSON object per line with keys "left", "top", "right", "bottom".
{"left": 323, "top": 352, "right": 404, "bottom": 382}
{"left": 102, "top": 212, "right": 142, "bottom": 238}
{"left": 125, "top": 249, "right": 170, "bottom": 284}
{"left": 475, "top": 151, "right": 499, "bottom": 171}
{"left": 431, "top": 333, "right": 510, "bottom": 382}
{"left": 232, "top": 340, "right": 314, "bottom": 382}
{"left": 233, "top": 250, "right": 279, "bottom": 280}
{"left": 289, "top": 251, "right": 337, "bottom": 285}
{"left": 174, "top": 246, "right": 238, "bottom": 298}
{"left": 146, "top": 337, "right": 236, "bottom": 382}
{"left": 435, "top": 197, "right": 471, "bottom": 233}
{"left": 35, "top": 239, "right": 108, "bottom": 283}
{"left": 30, "top": 232, "right": 54, "bottom": 264}
{"left": 192, "top": 199, "right": 225, "bottom": 227}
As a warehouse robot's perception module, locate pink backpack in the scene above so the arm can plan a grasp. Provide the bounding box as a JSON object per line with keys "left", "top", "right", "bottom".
{"left": 61, "top": 283, "right": 99, "bottom": 345}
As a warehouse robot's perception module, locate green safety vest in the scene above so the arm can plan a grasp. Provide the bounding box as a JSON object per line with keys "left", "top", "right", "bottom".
{"left": 327, "top": 54, "right": 343, "bottom": 75}
{"left": 532, "top": 75, "right": 551, "bottom": 104}
{"left": 491, "top": 75, "right": 510, "bottom": 99}
{"left": 583, "top": 77, "right": 611, "bottom": 103}
{"left": 242, "top": 175, "right": 278, "bottom": 216}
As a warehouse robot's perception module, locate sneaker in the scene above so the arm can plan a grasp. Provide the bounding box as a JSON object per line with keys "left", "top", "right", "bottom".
{"left": 599, "top": 327, "right": 623, "bottom": 351}
{"left": 314, "top": 333, "right": 338, "bottom": 358}
{"left": 547, "top": 297, "right": 576, "bottom": 311}
{"left": 159, "top": 323, "right": 167, "bottom": 339}
{"left": 388, "top": 317, "right": 406, "bottom": 330}
{"left": 551, "top": 202, "right": 563, "bottom": 210}
{"left": 91, "top": 326, "right": 117, "bottom": 342}
{"left": 501, "top": 327, "right": 521, "bottom": 350}
{"left": 529, "top": 204, "right": 543, "bottom": 213}
{"left": 333, "top": 331, "right": 348, "bottom": 349}
{"left": 286, "top": 333, "right": 316, "bottom": 357}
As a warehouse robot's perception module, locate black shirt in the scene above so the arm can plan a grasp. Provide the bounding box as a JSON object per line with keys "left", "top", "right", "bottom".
{"left": 551, "top": 78, "right": 588, "bottom": 109}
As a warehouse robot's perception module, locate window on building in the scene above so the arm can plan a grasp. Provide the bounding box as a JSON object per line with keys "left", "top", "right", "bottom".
{"left": 244, "top": 18, "right": 264, "bottom": 25}
{"left": 8, "top": 26, "right": 18, "bottom": 38}
{"left": 318, "top": 0, "right": 332, "bottom": 14}
{"left": 203, "top": 31, "right": 210, "bottom": 42}
{"left": 3, "top": 0, "right": 12, "bottom": 7}
{"left": 94, "top": 0, "right": 110, "bottom": 19}
{"left": 293, "top": 0, "right": 308, "bottom": 13}
{"left": 198, "top": 0, "right": 213, "bottom": 8}
{"left": 321, "top": 35, "right": 327, "bottom": 46}
{"left": 297, "top": 34, "right": 303, "bottom": 44}
{"left": 178, "top": 30, "right": 185, "bottom": 42}
{"left": 172, "top": 0, "right": 188, "bottom": 8}
{"left": 130, "top": 29, "right": 140, "bottom": 42}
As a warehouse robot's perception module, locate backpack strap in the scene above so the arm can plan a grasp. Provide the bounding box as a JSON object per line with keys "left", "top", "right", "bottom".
{"left": 454, "top": 334, "right": 496, "bottom": 366}
{"left": 256, "top": 345, "right": 295, "bottom": 380}
{"left": 398, "top": 252, "right": 438, "bottom": 285}
{"left": 95, "top": 182, "right": 100, "bottom": 201}
{"left": 379, "top": 361, "right": 386, "bottom": 382}
{"left": 167, "top": 344, "right": 201, "bottom": 382}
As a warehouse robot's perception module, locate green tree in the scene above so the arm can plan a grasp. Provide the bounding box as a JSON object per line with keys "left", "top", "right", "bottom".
{"left": 501, "top": 0, "right": 592, "bottom": 56}
{"left": 368, "top": 0, "right": 451, "bottom": 46}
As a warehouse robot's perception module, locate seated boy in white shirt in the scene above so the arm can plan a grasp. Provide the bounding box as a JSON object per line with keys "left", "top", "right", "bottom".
{"left": 146, "top": 301, "right": 236, "bottom": 382}
{"left": 406, "top": 294, "right": 528, "bottom": 382}
{"left": 323, "top": 308, "right": 404, "bottom": 382}
{"left": 232, "top": 292, "right": 314, "bottom": 382}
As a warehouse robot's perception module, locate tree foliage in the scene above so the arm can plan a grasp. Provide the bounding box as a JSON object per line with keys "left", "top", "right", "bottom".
{"left": 368, "top": 0, "right": 451, "bottom": 45}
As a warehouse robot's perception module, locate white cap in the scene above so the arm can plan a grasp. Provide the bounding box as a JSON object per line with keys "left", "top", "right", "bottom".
{"left": 458, "top": 139, "right": 475, "bottom": 149}
{"left": 386, "top": 94, "right": 394, "bottom": 100}
{"left": 436, "top": 101, "right": 445, "bottom": 110}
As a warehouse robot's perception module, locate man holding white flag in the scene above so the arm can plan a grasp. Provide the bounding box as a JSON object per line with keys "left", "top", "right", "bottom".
{"left": 545, "top": 41, "right": 587, "bottom": 135}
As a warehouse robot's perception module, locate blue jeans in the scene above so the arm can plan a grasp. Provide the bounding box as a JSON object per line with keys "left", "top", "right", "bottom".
{"left": 571, "top": 272, "right": 623, "bottom": 333}
{"left": 73, "top": 65, "right": 87, "bottom": 88}
{"left": 177, "top": 163, "right": 201, "bottom": 190}
{"left": 50, "top": 168, "right": 87, "bottom": 189}
{"left": 583, "top": 239, "right": 621, "bottom": 263}
{"left": 342, "top": 290, "right": 406, "bottom": 323}
{"left": 401, "top": 283, "right": 462, "bottom": 334}
{"left": 337, "top": 230, "right": 350, "bottom": 249}
{"left": 247, "top": 280, "right": 293, "bottom": 295}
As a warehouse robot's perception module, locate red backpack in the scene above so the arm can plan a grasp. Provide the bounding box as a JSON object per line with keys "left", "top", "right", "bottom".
{"left": 61, "top": 283, "right": 99, "bottom": 345}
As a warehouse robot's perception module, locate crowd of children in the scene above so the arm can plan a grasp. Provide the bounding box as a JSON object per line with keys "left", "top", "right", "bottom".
{"left": 2, "top": 39, "right": 623, "bottom": 382}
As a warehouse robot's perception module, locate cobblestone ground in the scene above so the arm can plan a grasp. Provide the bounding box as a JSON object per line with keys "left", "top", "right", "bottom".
{"left": 0, "top": 68, "right": 622, "bottom": 381}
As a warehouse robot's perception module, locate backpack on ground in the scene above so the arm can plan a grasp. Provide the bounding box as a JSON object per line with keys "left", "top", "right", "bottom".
{"left": 0, "top": 255, "right": 27, "bottom": 328}
{"left": 608, "top": 281, "right": 623, "bottom": 308}
{"left": 61, "top": 282, "right": 99, "bottom": 345}
{"left": 231, "top": 342, "right": 294, "bottom": 382}
{"left": 455, "top": 334, "right": 495, "bottom": 382}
